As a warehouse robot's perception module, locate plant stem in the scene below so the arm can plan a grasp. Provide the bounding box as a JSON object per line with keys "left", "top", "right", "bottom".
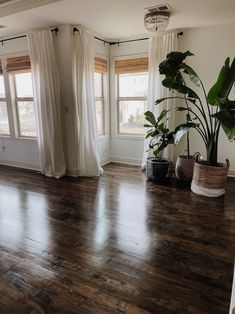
{"left": 183, "top": 95, "right": 190, "bottom": 157}
{"left": 186, "top": 131, "right": 190, "bottom": 158}
{"left": 200, "top": 78, "right": 213, "bottom": 132}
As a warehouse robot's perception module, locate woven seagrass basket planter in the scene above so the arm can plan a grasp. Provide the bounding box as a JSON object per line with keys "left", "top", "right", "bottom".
{"left": 191, "top": 159, "right": 229, "bottom": 197}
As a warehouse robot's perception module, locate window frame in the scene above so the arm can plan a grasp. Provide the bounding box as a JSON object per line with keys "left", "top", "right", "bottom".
{"left": 12, "top": 70, "right": 37, "bottom": 139}
{"left": 94, "top": 71, "right": 105, "bottom": 136}
{"left": 0, "top": 73, "right": 11, "bottom": 137}
{"left": 116, "top": 69, "right": 148, "bottom": 137}
{"left": 94, "top": 54, "right": 109, "bottom": 138}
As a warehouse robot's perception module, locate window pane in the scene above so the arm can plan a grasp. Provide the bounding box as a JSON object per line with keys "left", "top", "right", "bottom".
{"left": 95, "top": 100, "right": 104, "bottom": 135}
{"left": 15, "top": 72, "right": 33, "bottom": 97}
{"left": 0, "top": 75, "right": 6, "bottom": 98}
{"left": 17, "top": 101, "right": 37, "bottom": 137}
{"left": 0, "top": 101, "right": 10, "bottom": 135}
{"left": 119, "top": 73, "right": 148, "bottom": 97}
{"left": 94, "top": 72, "right": 102, "bottom": 98}
{"left": 119, "top": 100, "right": 146, "bottom": 135}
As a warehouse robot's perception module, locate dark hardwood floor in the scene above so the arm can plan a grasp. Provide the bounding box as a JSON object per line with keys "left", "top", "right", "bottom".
{"left": 0, "top": 163, "right": 234, "bottom": 313}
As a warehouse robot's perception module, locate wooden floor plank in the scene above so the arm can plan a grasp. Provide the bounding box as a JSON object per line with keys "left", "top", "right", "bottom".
{"left": 0, "top": 163, "right": 234, "bottom": 313}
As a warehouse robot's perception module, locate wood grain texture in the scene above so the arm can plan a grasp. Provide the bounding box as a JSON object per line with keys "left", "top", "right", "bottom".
{"left": 0, "top": 163, "right": 234, "bottom": 313}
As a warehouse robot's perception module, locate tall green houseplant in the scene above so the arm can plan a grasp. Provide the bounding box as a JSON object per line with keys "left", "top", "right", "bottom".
{"left": 156, "top": 51, "right": 235, "bottom": 166}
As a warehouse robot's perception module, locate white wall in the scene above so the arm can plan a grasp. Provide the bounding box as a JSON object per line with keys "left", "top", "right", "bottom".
{"left": 110, "top": 40, "right": 148, "bottom": 165}
{"left": 176, "top": 23, "right": 235, "bottom": 172}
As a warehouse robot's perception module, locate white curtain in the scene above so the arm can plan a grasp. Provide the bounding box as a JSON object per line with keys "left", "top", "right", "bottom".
{"left": 142, "top": 31, "right": 178, "bottom": 169}
{"left": 27, "top": 30, "right": 66, "bottom": 178}
{"left": 73, "top": 28, "right": 102, "bottom": 176}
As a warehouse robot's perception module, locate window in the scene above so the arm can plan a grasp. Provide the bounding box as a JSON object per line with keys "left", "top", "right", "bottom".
{"left": 0, "top": 70, "right": 10, "bottom": 136}
{"left": 3, "top": 55, "right": 37, "bottom": 139}
{"left": 115, "top": 57, "right": 148, "bottom": 135}
{"left": 94, "top": 57, "right": 108, "bottom": 136}
{"left": 13, "top": 72, "right": 37, "bottom": 138}
{"left": 94, "top": 72, "right": 104, "bottom": 135}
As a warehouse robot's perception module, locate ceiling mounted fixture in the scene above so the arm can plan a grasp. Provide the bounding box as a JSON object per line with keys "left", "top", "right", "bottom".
{"left": 144, "top": 3, "right": 171, "bottom": 32}
{"left": 144, "top": 11, "right": 170, "bottom": 32}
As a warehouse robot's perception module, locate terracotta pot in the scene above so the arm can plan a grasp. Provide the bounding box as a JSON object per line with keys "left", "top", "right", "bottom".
{"left": 191, "top": 159, "right": 229, "bottom": 197}
{"left": 146, "top": 157, "right": 173, "bottom": 184}
{"left": 175, "top": 155, "right": 194, "bottom": 182}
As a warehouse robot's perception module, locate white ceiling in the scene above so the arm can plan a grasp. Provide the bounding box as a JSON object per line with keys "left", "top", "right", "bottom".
{"left": 0, "top": 0, "right": 235, "bottom": 40}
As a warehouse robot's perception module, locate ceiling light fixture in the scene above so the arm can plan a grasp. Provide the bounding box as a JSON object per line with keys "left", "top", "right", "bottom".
{"left": 144, "top": 11, "right": 170, "bottom": 32}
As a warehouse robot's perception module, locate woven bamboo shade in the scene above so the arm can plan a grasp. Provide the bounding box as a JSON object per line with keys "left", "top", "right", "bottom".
{"left": 6, "top": 55, "right": 31, "bottom": 72}
{"left": 95, "top": 57, "right": 108, "bottom": 73}
{"left": 0, "top": 60, "right": 2, "bottom": 74}
{"left": 115, "top": 57, "right": 148, "bottom": 74}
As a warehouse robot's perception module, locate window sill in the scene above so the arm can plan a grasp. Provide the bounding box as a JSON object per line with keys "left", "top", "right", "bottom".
{"left": 114, "top": 134, "right": 145, "bottom": 140}
{"left": 15, "top": 136, "right": 38, "bottom": 142}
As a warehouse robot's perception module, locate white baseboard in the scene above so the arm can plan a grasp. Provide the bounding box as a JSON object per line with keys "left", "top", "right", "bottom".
{"left": 101, "top": 157, "right": 111, "bottom": 166}
{"left": 229, "top": 170, "right": 235, "bottom": 177}
{"left": 0, "top": 159, "right": 40, "bottom": 171}
{"left": 0, "top": 157, "right": 234, "bottom": 177}
{"left": 111, "top": 156, "right": 141, "bottom": 166}
{"left": 230, "top": 263, "right": 235, "bottom": 314}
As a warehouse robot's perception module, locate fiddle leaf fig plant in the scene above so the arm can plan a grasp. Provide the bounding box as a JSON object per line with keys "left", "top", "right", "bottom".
{"left": 144, "top": 109, "right": 198, "bottom": 160}
{"left": 156, "top": 51, "right": 235, "bottom": 166}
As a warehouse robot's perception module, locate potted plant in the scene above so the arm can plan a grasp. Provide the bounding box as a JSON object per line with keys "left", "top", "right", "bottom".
{"left": 144, "top": 109, "right": 197, "bottom": 184}
{"left": 144, "top": 110, "right": 174, "bottom": 184}
{"left": 157, "top": 51, "right": 235, "bottom": 197}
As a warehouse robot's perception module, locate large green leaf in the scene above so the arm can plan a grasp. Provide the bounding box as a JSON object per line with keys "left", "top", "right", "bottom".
{"left": 159, "top": 51, "right": 194, "bottom": 76}
{"left": 144, "top": 111, "right": 157, "bottom": 126}
{"left": 162, "top": 77, "right": 199, "bottom": 99}
{"left": 174, "top": 122, "right": 199, "bottom": 143}
{"left": 214, "top": 108, "right": 235, "bottom": 141}
{"left": 219, "top": 57, "right": 235, "bottom": 99}
{"left": 219, "top": 100, "right": 235, "bottom": 110}
{"left": 156, "top": 109, "right": 169, "bottom": 122}
{"left": 144, "top": 124, "right": 154, "bottom": 128}
{"left": 181, "top": 63, "right": 201, "bottom": 87}
{"left": 207, "top": 57, "right": 230, "bottom": 105}
{"left": 214, "top": 109, "right": 235, "bottom": 130}
{"left": 220, "top": 125, "right": 235, "bottom": 141}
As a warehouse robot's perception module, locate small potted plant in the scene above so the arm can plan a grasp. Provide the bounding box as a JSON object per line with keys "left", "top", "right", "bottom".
{"left": 144, "top": 110, "right": 174, "bottom": 184}
{"left": 144, "top": 109, "right": 197, "bottom": 184}
{"left": 157, "top": 51, "right": 235, "bottom": 197}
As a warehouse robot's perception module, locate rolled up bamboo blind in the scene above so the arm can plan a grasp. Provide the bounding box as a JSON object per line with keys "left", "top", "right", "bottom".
{"left": 95, "top": 57, "right": 108, "bottom": 73}
{"left": 115, "top": 57, "right": 148, "bottom": 74}
{"left": 6, "top": 55, "right": 31, "bottom": 72}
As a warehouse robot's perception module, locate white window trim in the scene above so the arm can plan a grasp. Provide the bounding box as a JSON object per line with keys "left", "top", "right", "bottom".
{"left": 94, "top": 54, "right": 109, "bottom": 138}
{"left": 11, "top": 71, "right": 37, "bottom": 139}
{"left": 0, "top": 72, "right": 10, "bottom": 137}
{"left": 0, "top": 58, "right": 13, "bottom": 138}
{"left": 95, "top": 72, "right": 105, "bottom": 136}
{"left": 115, "top": 55, "right": 148, "bottom": 139}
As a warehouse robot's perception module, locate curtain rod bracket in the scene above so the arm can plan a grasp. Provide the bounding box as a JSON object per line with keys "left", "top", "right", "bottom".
{"left": 73, "top": 27, "right": 79, "bottom": 34}
{"left": 52, "top": 27, "right": 59, "bottom": 36}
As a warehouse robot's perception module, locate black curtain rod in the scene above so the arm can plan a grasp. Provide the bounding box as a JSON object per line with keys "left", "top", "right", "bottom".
{"left": 0, "top": 27, "right": 59, "bottom": 45}
{"left": 73, "top": 27, "right": 183, "bottom": 46}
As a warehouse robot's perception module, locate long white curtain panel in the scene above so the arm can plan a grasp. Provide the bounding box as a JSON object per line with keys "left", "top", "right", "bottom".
{"left": 73, "top": 28, "right": 102, "bottom": 176}
{"left": 142, "top": 31, "right": 178, "bottom": 169}
{"left": 27, "top": 29, "right": 66, "bottom": 178}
